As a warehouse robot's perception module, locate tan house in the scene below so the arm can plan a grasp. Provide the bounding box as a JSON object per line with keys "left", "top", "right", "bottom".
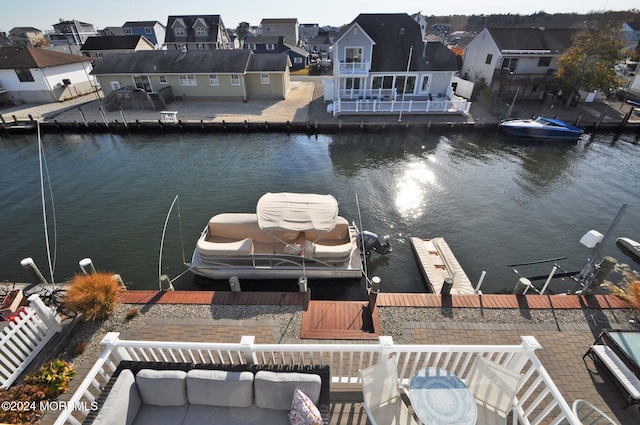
{"left": 90, "top": 49, "right": 290, "bottom": 110}
{"left": 8, "top": 27, "right": 46, "bottom": 46}
{"left": 80, "top": 35, "right": 155, "bottom": 60}
{"left": 260, "top": 18, "right": 299, "bottom": 45}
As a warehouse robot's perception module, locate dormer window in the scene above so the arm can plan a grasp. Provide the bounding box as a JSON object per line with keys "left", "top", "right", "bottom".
{"left": 124, "top": 28, "right": 133, "bottom": 35}
{"left": 266, "top": 43, "right": 275, "bottom": 50}
{"left": 174, "top": 27, "right": 185, "bottom": 37}
{"left": 145, "top": 27, "right": 152, "bottom": 34}
{"left": 195, "top": 27, "right": 207, "bottom": 37}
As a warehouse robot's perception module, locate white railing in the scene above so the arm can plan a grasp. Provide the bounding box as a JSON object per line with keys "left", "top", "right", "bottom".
{"left": 338, "top": 61, "right": 370, "bottom": 74}
{"left": 332, "top": 98, "right": 472, "bottom": 116}
{"left": 54, "top": 333, "right": 581, "bottom": 425}
{"left": 0, "top": 295, "right": 63, "bottom": 388}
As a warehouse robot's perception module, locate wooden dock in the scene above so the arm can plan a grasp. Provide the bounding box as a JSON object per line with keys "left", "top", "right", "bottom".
{"left": 115, "top": 290, "right": 630, "bottom": 340}
{"left": 410, "top": 237, "right": 475, "bottom": 295}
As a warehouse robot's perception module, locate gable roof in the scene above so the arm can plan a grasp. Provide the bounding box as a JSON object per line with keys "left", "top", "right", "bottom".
{"left": 165, "top": 15, "right": 227, "bottom": 43}
{"left": 487, "top": 27, "right": 578, "bottom": 54}
{"left": 245, "top": 35, "right": 282, "bottom": 45}
{"left": 0, "top": 46, "right": 90, "bottom": 69}
{"left": 261, "top": 18, "right": 298, "bottom": 25}
{"left": 348, "top": 14, "right": 457, "bottom": 72}
{"left": 247, "top": 53, "right": 290, "bottom": 72}
{"left": 81, "top": 35, "right": 153, "bottom": 51}
{"left": 123, "top": 21, "right": 163, "bottom": 28}
{"left": 90, "top": 49, "right": 256, "bottom": 75}
{"left": 624, "top": 22, "right": 640, "bottom": 31}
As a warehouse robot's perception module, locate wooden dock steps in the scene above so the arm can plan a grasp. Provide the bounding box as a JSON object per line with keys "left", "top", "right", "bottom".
{"left": 301, "top": 300, "right": 380, "bottom": 340}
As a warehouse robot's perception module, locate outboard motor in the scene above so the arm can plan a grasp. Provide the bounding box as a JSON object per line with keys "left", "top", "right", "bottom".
{"left": 358, "top": 231, "right": 392, "bottom": 256}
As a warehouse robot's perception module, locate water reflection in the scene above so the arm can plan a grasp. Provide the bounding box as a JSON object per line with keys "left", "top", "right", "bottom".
{"left": 395, "top": 161, "right": 438, "bottom": 219}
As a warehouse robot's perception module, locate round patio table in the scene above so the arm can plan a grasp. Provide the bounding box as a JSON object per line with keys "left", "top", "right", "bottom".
{"left": 409, "top": 367, "right": 477, "bottom": 425}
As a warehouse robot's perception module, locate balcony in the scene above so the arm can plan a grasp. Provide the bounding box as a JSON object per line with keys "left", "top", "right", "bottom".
{"left": 53, "top": 332, "right": 584, "bottom": 425}
{"left": 338, "top": 61, "right": 370, "bottom": 75}
{"left": 493, "top": 68, "right": 555, "bottom": 84}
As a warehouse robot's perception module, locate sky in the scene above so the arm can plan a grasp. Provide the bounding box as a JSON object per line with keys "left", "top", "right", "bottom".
{"left": 1, "top": 0, "right": 638, "bottom": 33}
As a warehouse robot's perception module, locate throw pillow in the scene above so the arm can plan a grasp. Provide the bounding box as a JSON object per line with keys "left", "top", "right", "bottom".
{"left": 289, "top": 388, "right": 323, "bottom": 425}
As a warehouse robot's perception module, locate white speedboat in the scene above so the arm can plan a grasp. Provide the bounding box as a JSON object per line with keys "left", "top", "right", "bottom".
{"left": 616, "top": 237, "right": 640, "bottom": 262}
{"left": 499, "top": 116, "right": 584, "bottom": 140}
{"left": 189, "top": 193, "right": 390, "bottom": 280}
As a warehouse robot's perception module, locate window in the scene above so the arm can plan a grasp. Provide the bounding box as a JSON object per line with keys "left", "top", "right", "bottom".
{"left": 485, "top": 54, "right": 493, "bottom": 65}
{"left": 174, "top": 27, "right": 185, "bottom": 36}
{"left": 345, "top": 78, "right": 360, "bottom": 89}
{"left": 195, "top": 27, "right": 207, "bottom": 37}
{"left": 294, "top": 57, "right": 303, "bottom": 64}
{"left": 96, "top": 52, "right": 103, "bottom": 58}
{"left": 110, "top": 81, "right": 120, "bottom": 91}
{"left": 176, "top": 44, "right": 187, "bottom": 51}
{"left": 196, "top": 43, "right": 205, "bottom": 50}
{"left": 159, "top": 75, "right": 167, "bottom": 84}
{"left": 179, "top": 74, "right": 197, "bottom": 86}
{"left": 395, "top": 76, "right": 416, "bottom": 94}
{"left": 420, "top": 75, "right": 430, "bottom": 93}
{"left": 537, "top": 57, "right": 551, "bottom": 67}
{"left": 260, "top": 73, "right": 270, "bottom": 84}
{"left": 209, "top": 74, "right": 219, "bottom": 85}
{"left": 501, "top": 57, "right": 518, "bottom": 71}
{"left": 15, "top": 69, "right": 34, "bottom": 82}
{"left": 231, "top": 74, "right": 240, "bottom": 85}
{"left": 145, "top": 27, "right": 152, "bottom": 34}
{"left": 345, "top": 47, "right": 363, "bottom": 63}
{"left": 372, "top": 76, "right": 393, "bottom": 89}
{"left": 124, "top": 28, "right": 133, "bottom": 35}
{"left": 266, "top": 43, "right": 275, "bottom": 51}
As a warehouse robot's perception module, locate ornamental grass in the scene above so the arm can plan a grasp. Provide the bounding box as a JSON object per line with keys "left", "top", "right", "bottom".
{"left": 604, "top": 274, "right": 640, "bottom": 314}
{"left": 64, "top": 272, "right": 123, "bottom": 321}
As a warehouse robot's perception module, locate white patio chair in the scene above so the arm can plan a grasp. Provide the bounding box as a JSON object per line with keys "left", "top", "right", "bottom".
{"left": 465, "top": 356, "right": 525, "bottom": 425}
{"left": 572, "top": 399, "right": 619, "bottom": 425}
{"left": 359, "top": 357, "right": 418, "bottom": 425}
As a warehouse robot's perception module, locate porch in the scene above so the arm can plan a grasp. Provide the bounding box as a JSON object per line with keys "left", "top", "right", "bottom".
{"left": 331, "top": 94, "right": 471, "bottom": 116}
{"left": 55, "top": 333, "right": 584, "bottom": 424}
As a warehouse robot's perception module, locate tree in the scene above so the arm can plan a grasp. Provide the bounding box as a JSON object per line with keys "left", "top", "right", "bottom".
{"left": 552, "top": 20, "right": 624, "bottom": 106}
{"left": 235, "top": 22, "right": 251, "bottom": 44}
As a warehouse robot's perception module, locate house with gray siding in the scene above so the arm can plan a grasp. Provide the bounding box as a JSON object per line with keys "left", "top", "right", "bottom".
{"left": 327, "top": 13, "right": 469, "bottom": 116}
{"left": 165, "top": 15, "right": 234, "bottom": 51}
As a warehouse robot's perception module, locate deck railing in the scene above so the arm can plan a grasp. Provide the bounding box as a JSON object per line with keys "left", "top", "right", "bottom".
{"left": 332, "top": 97, "right": 471, "bottom": 116}
{"left": 337, "top": 61, "right": 370, "bottom": 74}
{"left": 53, "top": 333, "right": 582, "bottom": 425}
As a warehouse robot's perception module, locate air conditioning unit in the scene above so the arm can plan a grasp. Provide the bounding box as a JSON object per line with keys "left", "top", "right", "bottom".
{"left": 62, "top": 78, "right": 71, "bottom": 85}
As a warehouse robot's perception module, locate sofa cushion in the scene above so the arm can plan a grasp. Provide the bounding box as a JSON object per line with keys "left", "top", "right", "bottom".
{"left": 131, "top": 404, "right": 189, "bottom": 425}
{"left": 289, "top": 388, "right": 324, "bottom": 425}
{"left": 92, "top": 370, "right": 141, "bottom": 425}
{"left": 254, "top": 371, "right": 321, "bottom": 410}
{"left": 186, "top": 369, "right": 254, "bottom": 407}
{"left": 136, "top": 369, "right": 187, "bottom": 406}
{"left": 184, "top": 404, "right": 289, "bottom": 425}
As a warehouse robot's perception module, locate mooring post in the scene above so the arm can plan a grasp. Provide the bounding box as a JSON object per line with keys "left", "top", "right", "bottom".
{"left": 20, "top": 257, "right": 48, "bottom": 285}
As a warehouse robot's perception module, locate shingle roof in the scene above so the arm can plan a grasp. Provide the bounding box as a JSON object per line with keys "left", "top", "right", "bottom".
{"left": 165, "top": 15, "right": 226, "bottom": 43}
{"left": 123, "top": 21, "right": 162, "bottom": 28}
{"left": 81, "top": 35, "right": 152, "bottom": 51}
{"left": 487, "top": 27, "right": 578, "bottom": 54}
{"left": 351, "top": 14, "right": 457, "bottom": 72}
{"left": 90, "top": 49, "right": 255, "bottom": 75}
{"left": 0, "top": 46, "right": 90, "bottom": 69}
{"left": 247, "top": 53, "right": 289, "bottom": 72}
{"left": 626, "top": 22, "right": 640, "bottom": 31}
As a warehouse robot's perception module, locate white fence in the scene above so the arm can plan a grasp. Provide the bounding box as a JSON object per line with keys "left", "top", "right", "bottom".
{"left": 0, "top": 294, "right": 62, "bottom": 388}
{"left": 332, "top": 97, "right": 471, "bottom": 116}
{"left": 54, "top": 333, "right": 582, "bottom": 425}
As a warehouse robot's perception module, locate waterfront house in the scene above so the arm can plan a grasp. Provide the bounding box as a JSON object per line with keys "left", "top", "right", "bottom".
{"left": 164, "top": 15, "right": 234, "bottom": 51}
{"left": 80, "top": 35, "right": 155, "bottom": 61}
{"left": 326, "top": 13, "right": 470, "bottom": 116}
{"left": 0, "top": 46, "right": 96, "bottom": 105}
{"left": 8, "top": 27, "right": 46, "bottom": 47}
{"left": 50, "top": 19, "right": 99, "bottom": 47}
{"left": 122, "top": 21, "right": 166, "bottom": 49}
{"left": 244, "top": 35, "right": 309, "bottom": 70}
{"left": 461, "top": 27, "right": 581, "bottom": 101}
{"left": 90, "top": 49, "right": 290, "bottom": 110}
{"left": 260, "top": 18, "right": 299, "bottom": 46}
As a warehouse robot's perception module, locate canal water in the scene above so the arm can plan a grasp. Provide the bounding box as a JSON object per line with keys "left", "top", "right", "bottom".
{"left": 1, "top": 130, "right": 640, "bottom": 299}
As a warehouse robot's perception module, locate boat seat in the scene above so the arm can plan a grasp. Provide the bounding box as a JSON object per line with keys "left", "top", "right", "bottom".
{"left": 196, "top": 238, "right": 253, "bottom": 257}
{"left": 311, "top": 241, "right": 353, "bottom": 260}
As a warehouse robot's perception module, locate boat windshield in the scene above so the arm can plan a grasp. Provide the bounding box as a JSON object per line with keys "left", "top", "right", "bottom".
{"left": 535, "top": 117, "right": 562, "bottom": 127}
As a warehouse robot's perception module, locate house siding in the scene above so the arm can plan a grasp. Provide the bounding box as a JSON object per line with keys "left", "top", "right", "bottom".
{"left": 461, "top": 29, "right": 499, "bottom": 85}
{"left": 334, "top": 27, "right": 373, "bottom": 66}
{"left": 245, "top": 70, "right": 287, "bottom": 99}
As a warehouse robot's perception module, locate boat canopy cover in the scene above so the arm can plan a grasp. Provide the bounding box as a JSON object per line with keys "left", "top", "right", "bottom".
{"left": 256, "top": 193, "right": 339, "bottom": 233}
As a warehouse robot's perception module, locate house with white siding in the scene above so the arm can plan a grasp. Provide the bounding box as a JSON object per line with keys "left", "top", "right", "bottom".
{"left": 326, "top": 13, "right": 470, "bottom": 116}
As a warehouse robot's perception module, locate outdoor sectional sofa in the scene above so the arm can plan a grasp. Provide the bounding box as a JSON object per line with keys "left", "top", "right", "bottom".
{"left": 84, "top": 362, "right": 330, "bottom": 425}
